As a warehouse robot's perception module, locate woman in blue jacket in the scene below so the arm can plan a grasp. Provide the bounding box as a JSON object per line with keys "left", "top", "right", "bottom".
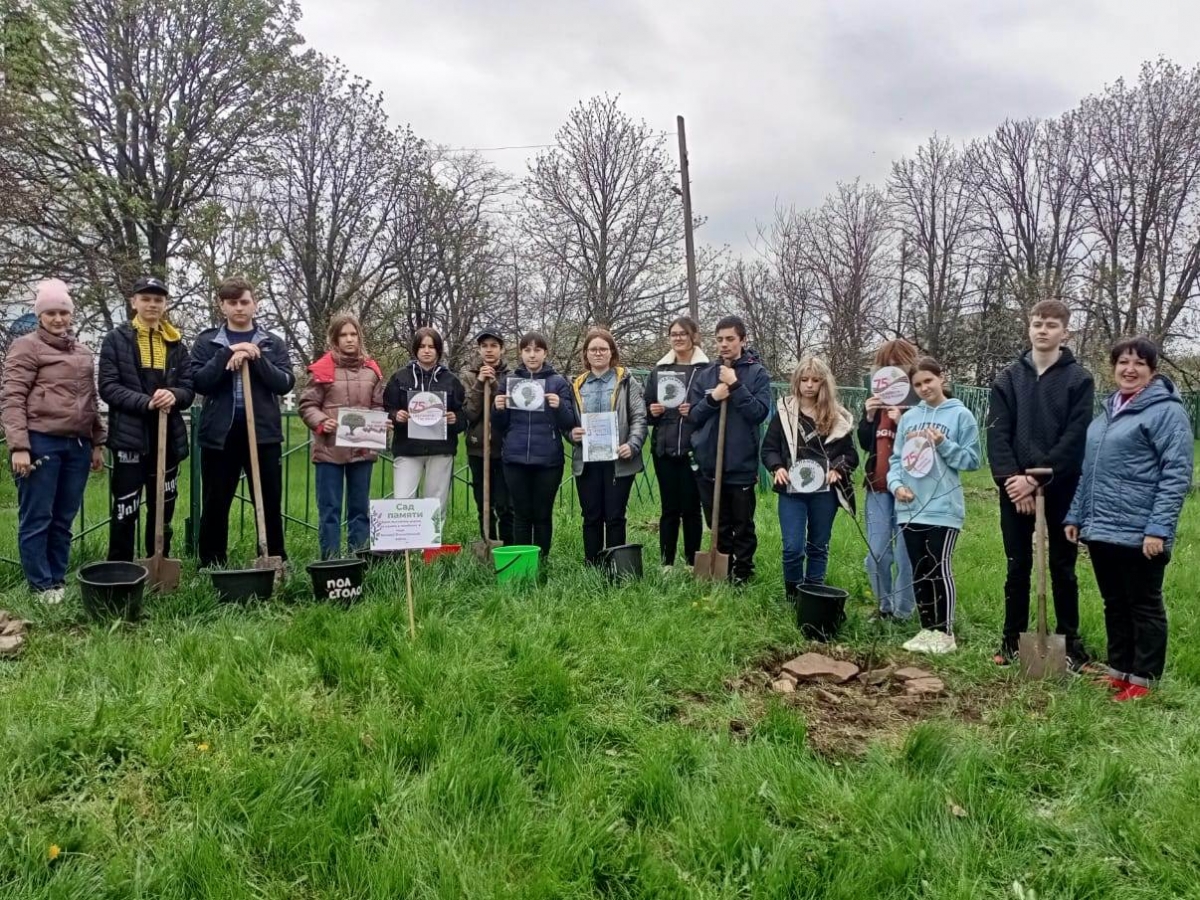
{"left": 493, "top": 332, "right": 575, "bottom": 560}
{"left": 1065, "top": 337, "right": 1193, "bottom": 701}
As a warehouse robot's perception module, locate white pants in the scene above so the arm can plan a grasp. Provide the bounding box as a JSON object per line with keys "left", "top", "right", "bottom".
{"left": 393, "top": 455, "right": 455, "bottom": 514}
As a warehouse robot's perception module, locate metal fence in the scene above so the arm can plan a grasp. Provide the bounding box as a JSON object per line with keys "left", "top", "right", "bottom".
{"left": 1, "top": 375, "right": 1196, "bottom": 569}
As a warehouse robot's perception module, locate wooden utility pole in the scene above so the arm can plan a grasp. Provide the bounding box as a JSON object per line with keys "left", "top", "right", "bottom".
{"left": 677, "top": 115, "right": 699, "bottom": 320}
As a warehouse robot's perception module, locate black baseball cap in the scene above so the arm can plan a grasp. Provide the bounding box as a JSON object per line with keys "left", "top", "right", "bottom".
{"left": 475, "top": 326, "right": 505, "bottom": 345}
{"left": 130, "top": 276, "right": 169, "bottom": 296}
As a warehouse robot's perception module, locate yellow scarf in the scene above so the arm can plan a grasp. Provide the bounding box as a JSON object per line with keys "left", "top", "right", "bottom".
{"left": 131, "top": 317, "right": 180, "bottom": 371}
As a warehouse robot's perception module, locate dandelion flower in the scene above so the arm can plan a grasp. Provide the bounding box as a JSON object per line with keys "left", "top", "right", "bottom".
{"left": 197, "top": 742, "right": 210, "bottom": 752}
{"left": 48, "top": 844, "right": 61, "bottom": 861}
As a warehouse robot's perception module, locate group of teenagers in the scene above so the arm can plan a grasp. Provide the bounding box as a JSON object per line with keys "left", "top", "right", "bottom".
{"left": 1, "top": 279, "right": 1193, "bottom": 699}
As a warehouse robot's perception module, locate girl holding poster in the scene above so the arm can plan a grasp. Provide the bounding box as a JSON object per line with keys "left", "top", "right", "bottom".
{"left": 299, "top": 314, "right": 386, "bottom": 558}
{"left": 858, "top": 339, "right": 919, "bottom": 621}
{"left": 569, "top": 329, "right": 648, "bottom": 566}
{"left": 644, "top": 317, "right": 708, "bottom": 570}
{"left": 886, "top": 357, "right": 981, "bottom": 656}
{"left": 384, "top": 328, "right": 465, "bottom": 516}
{"left": 761, "top": 355, "right": 857, "bottom": 600}
{"left": 493, "top": 332, "right": 576, "bottom": 560}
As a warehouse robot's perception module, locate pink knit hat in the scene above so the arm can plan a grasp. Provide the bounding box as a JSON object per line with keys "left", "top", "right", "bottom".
{"left": 33, "top": 279, "right": 74, "bottom": 315}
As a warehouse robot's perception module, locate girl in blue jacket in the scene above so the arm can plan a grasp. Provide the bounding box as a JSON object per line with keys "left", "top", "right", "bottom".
{"left": 887, "top": 357, "right": 981, "bottom": 655}
{"left": 493, "top": 332, "right": 576, "bottom": 560}
{"left": 1065, "top": 337, "right": 1193, "bottom": 701}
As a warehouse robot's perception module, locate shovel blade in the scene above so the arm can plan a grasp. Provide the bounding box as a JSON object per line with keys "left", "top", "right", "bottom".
{"left": 138, "top": 555, "right": 182, "bottom": 593}
{"left": 1017, "top": 631, "right": 1069, "bottom": 679}
{"left": 254, "top": 555, "right": 286, "bottom": 583}
{"left": 693, "top": 551, "right": 730, "bottom": 582}
{"left": 471, "top": 539, "right": 503, "bottom": 565}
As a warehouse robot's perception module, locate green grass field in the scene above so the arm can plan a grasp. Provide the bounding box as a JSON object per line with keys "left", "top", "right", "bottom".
{"left": 2, "top": 444, "right": 1200, "bottom": 899}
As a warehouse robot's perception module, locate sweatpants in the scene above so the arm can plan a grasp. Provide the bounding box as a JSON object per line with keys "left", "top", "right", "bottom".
{"left": 198, "top": 417, "right": 285, "bottom": 567}
{"left": 999, "top": 482, "right": 1081, "bottom": 647}
{"left": 1086, "top": 541, "right": 1169, "bottom": 685}
{"left": 393, "top": 454, "right": 454, "bottom": 515}
{"left": 653, "top": 453, "right": 702, "bottom": 566}
{"left": 575, "top": 461, "right": 634, "bottom": 564}
{"left": 696, "top": 476, "right": 758, "bottom": 583}
{"left": 902, "top": 523, "right": 959, "bottom": 633}
{"left": 468, "top": 454, "right": 513, "bottom": 545}
{"left": 107, "top": 436, "right": 180, "bottom": 561}
{"left": 504, "top": 463, "right": 562, "bottom": 559}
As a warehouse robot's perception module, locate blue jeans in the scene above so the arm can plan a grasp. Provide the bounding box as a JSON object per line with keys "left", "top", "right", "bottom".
{"left": 864, "top": 490, "right": 915, "bottom": 618}
{"left": 315, "top": 461, "right": 374, "bottom": 559}
{"left": 778, "top": 489, "right": 838, "bottom": 585}
{"left": 16, "top": 432, "right": 93, "bottom": 590}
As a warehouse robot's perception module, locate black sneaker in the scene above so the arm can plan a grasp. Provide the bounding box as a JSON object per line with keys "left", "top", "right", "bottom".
{"left": 993, "top": 640, "right": 1018, "bottom": 666}
{"left": 1066, "top": 640, "right": 1092, "bottom": 675}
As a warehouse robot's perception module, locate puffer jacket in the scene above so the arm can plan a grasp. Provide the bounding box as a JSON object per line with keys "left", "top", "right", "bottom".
{"left": 761, "top": 395, "right": 858, "bottom": 513}
{"left": 299, "top": 351, "right": 386, "bottom": 465}
{"left": 0, "top": 328, "right": 106, "bottom": 451}
{"left": 461, "top": 357, "right": 511, "bottom": 459}
{"left": 686, "top": 347, "right": 773, "bottom": 486}
{"left": 644, "top": 348, "right": 709, "bottom": 458}
{"left": 191, "top": 324, "right": 294, "bottom": 448}
{"left": 569, "top": 366, "right": 648, "bottom": 477}
{"left": 493, "top": 363, "right": 575, "bottom": 468}
{"left": 383, "top": 361, "right": 466, "bottom": 458}
{"left": 98, "top": 322, "right": 194, "bottom": 460}
{"left": 1065, "top": 376, "right": 1194, "bottom": 551}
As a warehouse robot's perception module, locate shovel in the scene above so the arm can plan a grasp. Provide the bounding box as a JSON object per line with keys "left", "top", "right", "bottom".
{"left": 693, "top": 390, "right": 730, "bottom": 581}
{"left": 471, "top": 379, "right": 503, "bottom": 564}
{"left": 241, "top": 365, "right": 285, "bottom": 581}
{"left": 1019, "top": 467, "right": 1068, "bottom": 679}
{"left": 137, "top": 409, "right": 181, "bottom": 592}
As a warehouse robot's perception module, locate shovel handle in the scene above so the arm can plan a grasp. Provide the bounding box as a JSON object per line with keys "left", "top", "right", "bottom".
{"left": 481, "top": 379, "right": 492, "bottom": 541}
{"left": 241, "top": 365, "right": 271, "bottom": 558}
{"left": 154, "top": 408, "right": 169, "bottom": 558}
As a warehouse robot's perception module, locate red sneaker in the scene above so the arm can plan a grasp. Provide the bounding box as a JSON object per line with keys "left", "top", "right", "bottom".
{"left": 1112, "top": 684, "right": 1150, "bottom": 702}
{"left": 1107, "top": 676, "right": 1132, "bottom": 691}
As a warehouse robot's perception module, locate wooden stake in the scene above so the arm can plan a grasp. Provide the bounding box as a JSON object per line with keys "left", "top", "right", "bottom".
{"left": 677, "top": 115, "right": 700, "bottom": 321}
{"left": 405, "top": 549, "right": 416, "bottom": 639}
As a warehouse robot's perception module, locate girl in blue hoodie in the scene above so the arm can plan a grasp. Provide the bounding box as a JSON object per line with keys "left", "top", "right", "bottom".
{"left": 887, "top": 357, "right": 981, "bottom": 655}
{"left": 493, "top": 332, "right": 576, "bottom": 560}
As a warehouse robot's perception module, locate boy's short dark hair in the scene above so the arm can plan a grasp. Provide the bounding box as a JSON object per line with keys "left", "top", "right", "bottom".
{"left": 217, "top": 276, "right": 254, "bottom": 302}
{"left": 410, "top": 327, "right": 444, "bottom": 358}
{"left": 1109, "top": 336, "right": 1159, "bottom": 370}
{"left": 1029, "top": 299, "right": 1071, "bottom": 326}
{"left": 715, "top": 315, "right": 746, "bottom": 339}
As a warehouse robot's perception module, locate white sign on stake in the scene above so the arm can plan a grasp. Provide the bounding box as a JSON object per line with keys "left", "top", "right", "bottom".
{"left": 369, "top": 498, "right": 444, "bottom": 550}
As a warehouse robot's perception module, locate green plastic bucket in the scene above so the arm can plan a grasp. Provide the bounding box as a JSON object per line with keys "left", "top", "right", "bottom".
{"left": 492, "top": 545, "right": 540, "bottom": 584}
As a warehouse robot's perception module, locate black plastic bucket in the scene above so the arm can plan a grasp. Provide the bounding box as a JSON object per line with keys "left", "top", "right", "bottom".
{"left": 599, "top": 543, "right": 643, "bottom": 581}
{"left": 797, "top": 584, "right": 848, "bottom": 642}
{"left": 307, "top": 558, "right": 366, "bottom": 604}
{"left": 77, "top": 561, "right": 148, "bottom": 622}
{"left": 209, "top": 568, "right": 275, "bottom": 603}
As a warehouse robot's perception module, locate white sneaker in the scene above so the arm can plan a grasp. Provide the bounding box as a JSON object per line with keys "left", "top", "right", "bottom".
{"left": 37, "top": 588, "right": 64, "bottom": 606}
{"left": 924, "top": 631, "right": 957, "bottom": 655}
{"left": 902, "top": 629, "right": 936, "bottom": 653}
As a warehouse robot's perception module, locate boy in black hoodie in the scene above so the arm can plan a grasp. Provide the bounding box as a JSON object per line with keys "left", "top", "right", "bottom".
{"left": 686, "top": 315, "right": 772, "bottom": 584}
{"left": 987, "top": 299, "right": 1094, "bottom": 667}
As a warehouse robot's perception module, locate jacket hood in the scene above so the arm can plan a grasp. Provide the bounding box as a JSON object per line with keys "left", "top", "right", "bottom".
{"left": 465, "top": 357, "right": 510, "bottom": 376}
{"left": 1018, "top": 346, "right": 1080, "bottom": 373}
{"left": 307, "top": 350, "right": 382, "bottom": 384}
{"left": 778, "top": 395, "right": 853, "bottom": 441}
{"left": 514, "top": 363, "right": 561, "bottom": 379}
{"left": 656, "top": 347, "right": 710, "bottom": 366}
{"left": 1109, "top": 374, "right": 1182, "bottom": 415}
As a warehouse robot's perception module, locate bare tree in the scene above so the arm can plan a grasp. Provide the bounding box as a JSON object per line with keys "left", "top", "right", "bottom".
{"left": 521, "top": 95, "right": 687, "bottom": 358}
{"left": 888, "top": 135, "right": 979, "bottom": 365}
{"left": 0, "top": 0, "right": 304, "bottom": 326}
{"left": 1076, "top": 59, "right": 1200, "bottom": 344}
{"left": 722, "top": 259, "right": 791, "bottom": 378}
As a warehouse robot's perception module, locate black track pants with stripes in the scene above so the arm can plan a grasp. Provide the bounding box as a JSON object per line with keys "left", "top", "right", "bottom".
{"left": 902, "top": 523, "right": 959, "bottom": 634}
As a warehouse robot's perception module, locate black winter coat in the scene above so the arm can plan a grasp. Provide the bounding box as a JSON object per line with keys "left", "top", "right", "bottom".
{"left": 98, "top": 323, "right": 194, "bottom": 460}
{"left": 384, "top": 362, "right": 466, "bottom": 457}
{"left": 686, "top": 349, "right": 772, "bottom": 486}
{"left": 987, "top": 348, "right": 1094, "bottom": 488}
{"left": 493, "top": 364, "right": 576, "bottom": 468}
{"left": 761, "top": 397, "right": 858, "bottom": 512}
{"left": 190, "top": 324, "right": 295, "bottom": 449}
{"left": 644, "top": 348, "right": 709, "bottom": 458}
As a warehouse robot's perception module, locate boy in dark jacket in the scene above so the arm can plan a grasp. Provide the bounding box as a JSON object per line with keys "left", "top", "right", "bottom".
{"left": 460, "top": 326, "right": 513, "bottom": 545}
{"left": 190, "top": 276, "right": 295, "bottom": 568}
{"left": 987, "top": 299, "right": 1094, "bottom": 667}
{"left": 686, "top": 315, "right": 772, "bottom": 583}
{"left": 99, "top": 276, "right": 195, "bottom": 561}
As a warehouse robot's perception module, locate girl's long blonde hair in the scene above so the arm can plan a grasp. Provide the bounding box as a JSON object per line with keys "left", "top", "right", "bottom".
{"left": 791, "top": 354, "right": 845, "bottom": 435}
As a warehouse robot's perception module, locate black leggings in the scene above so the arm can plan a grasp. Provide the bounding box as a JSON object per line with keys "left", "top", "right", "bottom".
{"left": 653, "top": 453, "right": 702, "bottom": 566}
{"left": 902, "top": 524, "right": 959, "bottom": 633}
{"left": 504, "top": 463, "right": 562, "bottom": 559}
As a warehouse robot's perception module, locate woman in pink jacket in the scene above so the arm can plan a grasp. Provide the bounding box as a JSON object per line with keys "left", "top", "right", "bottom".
{"left": 0, "top": 280, "right": 106, "bottom": 603}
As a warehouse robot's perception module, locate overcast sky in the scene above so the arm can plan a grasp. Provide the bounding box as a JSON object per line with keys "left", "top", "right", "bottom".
{"left": 297, "top": 0, "right": 1200, "bottom": 253}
